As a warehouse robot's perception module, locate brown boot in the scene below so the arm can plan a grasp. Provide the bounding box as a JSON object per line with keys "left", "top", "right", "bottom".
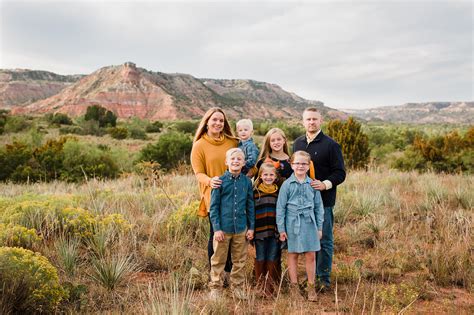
{"left": 266, "top": 260, "right": 281, "bottom": 296}
{"left": 254, "top": 260, "right": 268, "bottom": 297}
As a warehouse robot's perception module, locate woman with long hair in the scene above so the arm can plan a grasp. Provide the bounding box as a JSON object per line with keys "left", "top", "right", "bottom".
{"left": 191, "top": 107, "right": 238, "bottom": 273}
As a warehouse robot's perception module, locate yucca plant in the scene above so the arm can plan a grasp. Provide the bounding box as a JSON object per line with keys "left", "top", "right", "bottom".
{"left": 55, "top": 236, "right": 81, "bottom": 277}
{"left": 89, "top": 254, "right": 139, "bottom": 291}
{"left": 142, "top": 274, "right": 195, "bottom": 314}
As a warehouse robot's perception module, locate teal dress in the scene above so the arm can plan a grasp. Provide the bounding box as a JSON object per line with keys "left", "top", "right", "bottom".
{"left": 276, "top": 174, "right": 324, "bottom": 253}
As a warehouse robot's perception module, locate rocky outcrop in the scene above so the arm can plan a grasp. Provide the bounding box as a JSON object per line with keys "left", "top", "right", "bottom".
{"left": 8, "top": 63, "right": 347, "bottom": 120}
{"left": 0, "top": 69, "right": 81, "bottom": 109}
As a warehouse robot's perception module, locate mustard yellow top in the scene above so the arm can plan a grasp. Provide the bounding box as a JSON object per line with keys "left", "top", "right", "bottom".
{"left": 191, "top": 134, "right": 238, "bottom": 216}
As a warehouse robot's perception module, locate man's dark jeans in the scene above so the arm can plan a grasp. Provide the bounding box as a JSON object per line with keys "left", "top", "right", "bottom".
{"left": 316, "top": 206, "right": 334, "bottom": 286}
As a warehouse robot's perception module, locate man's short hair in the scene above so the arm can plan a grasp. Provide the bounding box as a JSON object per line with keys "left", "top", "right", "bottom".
{"left": 236, "top": 119, "right": 253, "bottom": 130}
{"left": 303, "top": 107, "right": 320, "bottom": 116}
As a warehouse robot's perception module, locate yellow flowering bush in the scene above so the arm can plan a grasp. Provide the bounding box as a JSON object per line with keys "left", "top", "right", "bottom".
{"left": 99, "top": 213, "right": 132, "bottom": 232}
{"left": 0, "top": 223, "right": 42, "bottom": 249}
{"left": 167, "top": 200, "right": 201, "bottom": 231}
{"left": 57, "top": 207, "right": 96, "bottom": 238}
{"left": 379, "top": 282, "right": 419, "bottom": 310}
{"left": 0, "top": 247, "right": 67, "bottom": 313}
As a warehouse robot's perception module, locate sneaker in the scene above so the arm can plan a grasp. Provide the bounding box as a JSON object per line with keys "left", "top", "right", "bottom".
{"left": 306, "top": 284, "right": 317, "bottom": 302}
{"left": 209, "top": 289, "right": 220, "bottom": 300}
{"left": 232, "top": 287, "right": 249, "bottom": 300}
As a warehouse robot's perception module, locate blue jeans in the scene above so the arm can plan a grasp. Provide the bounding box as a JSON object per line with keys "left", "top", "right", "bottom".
{"left": 255, "top": 237, "right": 281, "bottom": 261}
{"left": 316, "top": 206, "right": 334, "bottom": 285}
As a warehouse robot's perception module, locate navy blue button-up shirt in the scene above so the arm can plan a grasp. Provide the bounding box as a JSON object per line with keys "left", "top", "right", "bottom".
{"left": 210, "top": 171, "right": 255, "bottom": 234}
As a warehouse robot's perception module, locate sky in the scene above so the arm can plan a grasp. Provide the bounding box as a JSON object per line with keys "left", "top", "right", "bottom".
{"left": 0, "top": 0, "right": 472, "bottom": 109}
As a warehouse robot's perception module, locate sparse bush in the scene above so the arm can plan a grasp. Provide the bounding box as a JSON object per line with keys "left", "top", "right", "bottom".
{"left": 0, "top": 247, "right": 67, "bottom": 314}
{"left": 0, "top": 223, "right": 41, "bottom": 249}
{"left": 139, "top": 131, "right": 192, "bottom": 170}
{"left": 379, "top": 282, "right": 419, "bottom": 311}
{"left": 145, "top": 120, "right": 163, "bottom": 133}
{"left": 0, "top": 110, "right": 8, "bottom": 134}
{"left": 79, "top": 119, "right": 106, "bottom": 136}
{"left": 108, "top": 126, "right": 129, "bottom": 139}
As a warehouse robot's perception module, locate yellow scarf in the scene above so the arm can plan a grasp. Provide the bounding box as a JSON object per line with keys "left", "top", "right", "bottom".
{"left": 202, "top": 133, "right": 225, "bottom": 145}
{"left": 257, "top": 183, "right": 278, "bottom": 194}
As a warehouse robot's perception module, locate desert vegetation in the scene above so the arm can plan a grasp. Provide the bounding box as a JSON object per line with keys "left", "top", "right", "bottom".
{"left": 0, "top": 169, "right": 472, "bottom": 313}
{"left": 0, "top": 109, "right": 472, "bottom": 313}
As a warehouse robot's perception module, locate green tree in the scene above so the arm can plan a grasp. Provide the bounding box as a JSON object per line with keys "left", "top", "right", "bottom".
{"left": 327, "top": 117, "right": 370, "bottom": 169}
{"left": 84, "top": 105, "right": 117, "bottom": 127}
{"left": 139, "top": 131, "right": 193, "bottom": 169}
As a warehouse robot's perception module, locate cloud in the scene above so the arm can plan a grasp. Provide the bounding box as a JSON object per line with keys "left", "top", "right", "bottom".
{"left": 0, "top": 0, "right": 472, "bottom": 108}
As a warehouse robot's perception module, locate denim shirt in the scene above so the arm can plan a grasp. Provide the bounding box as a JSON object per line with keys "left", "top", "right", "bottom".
{"left": 276, "top": 173, "right": 324, "bottom": 234}
{"left": 210, "top": 171, "right": 255, "bottom": 234}
{"left": 238, "top": 138, "right": 259, "bottom": 174}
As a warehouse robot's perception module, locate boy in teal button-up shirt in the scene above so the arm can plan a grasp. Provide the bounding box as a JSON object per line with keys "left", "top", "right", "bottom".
{"left": 209, "top": 148, "right": 255, "bottom": 300}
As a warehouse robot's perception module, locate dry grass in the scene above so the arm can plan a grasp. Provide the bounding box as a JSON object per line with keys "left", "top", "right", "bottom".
{"left": 0, "top": 168, "right": 472, "bottom": 313}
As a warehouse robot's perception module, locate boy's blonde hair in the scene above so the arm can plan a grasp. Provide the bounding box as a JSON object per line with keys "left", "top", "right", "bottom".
{"left": 226, "top": 147, "right": 245, "bottom": 160}
{"left": 236, "top": 119, "right": 253, "bottom": 130}
{"left": 291, "top": 150, "right": 311, "bottom": 163}
{"left": 258, "top": 128, "right": 290, "bottom": 160}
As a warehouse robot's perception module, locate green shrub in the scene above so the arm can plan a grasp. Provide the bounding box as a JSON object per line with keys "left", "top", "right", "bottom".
{"left": 0, "top": 247, "right": 67, "bottom": 313}
{"left": 0, "top": 223, "right": 42, "bottom": 249}
{"left": 128, "top": 126, "right": 148, "bottom": 140}
{"left": 33, "top": 137, "right": 70, "bottom": 181}
{"left": 139, "top": 131, "right": 192, "bottom": 170}
{"left": 60, "top": 139, "right": 119, "bottom": 182}
{"left": 145, "top": 120, "right": 163, "bottom": 133}
{"left": 0, "top": 141, "right": 34, "bottom": 181}
{"left": 327, "top": 117, "right": 370, "bottom": 169}
{"left": 78, "top": 119, "right": 106, "bottom": 136}
{"left": 48, "top": 113, "right": 73, "bottom": 126}
{"left": 379, "top": 282, "right": 419, "bottom": 310}
{"left": 4, "top": 115, "right": 31, "bottom": 133}
{"left": 108, "top": 126, "right": 129, "bottom": 139}
{"left": 0, "top": 110, "right": 8, "bottom": 134}
{"left": 169, "top": 120, "right": 199, "bottom": 134}
{"left": 59, "top": 125, "right": 83, "bottom": 135}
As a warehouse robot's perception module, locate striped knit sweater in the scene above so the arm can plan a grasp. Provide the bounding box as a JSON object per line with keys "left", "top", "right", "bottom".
{"left": 253, "top": 186, "right": 279, "bottom": 240}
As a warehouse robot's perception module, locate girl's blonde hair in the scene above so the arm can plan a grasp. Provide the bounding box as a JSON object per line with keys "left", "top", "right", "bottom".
{"left": 258, "top": 128, "right": 290, "bottom": 160}
{"left": 291, "top": 150, "right": 311, "bottom": 163}
{"left": 253, "top": 162, "right": 279, "bottom": 189}
{"left": 193, "top": 107, "right": 235, "bottom": 143}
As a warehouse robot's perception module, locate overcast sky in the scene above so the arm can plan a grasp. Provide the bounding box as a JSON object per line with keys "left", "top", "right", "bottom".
{"left": 0, "top": 0, "right": 472, "bottom": 109}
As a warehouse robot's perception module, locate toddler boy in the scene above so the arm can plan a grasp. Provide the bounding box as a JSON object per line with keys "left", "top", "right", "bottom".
{"left": 236, "top": 119, "right": 259, "bottom": 175}
{"left": 209, "top": 148, "right": 255, "bottom": 299}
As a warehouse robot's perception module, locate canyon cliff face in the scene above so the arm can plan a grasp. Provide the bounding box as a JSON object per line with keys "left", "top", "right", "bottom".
{"left": 0, "top": 70, "right": 81, "bottom": 109}
{"left": 9, "top": 63, "right": 346, "bottom": 120}
{"left": 348, "top": 102, "right": 474, "bottom": 124}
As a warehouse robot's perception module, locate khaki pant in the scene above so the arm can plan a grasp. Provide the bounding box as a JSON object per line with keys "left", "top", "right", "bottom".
{"left": 209, "top": 231, "right": 248, "bottom": 289}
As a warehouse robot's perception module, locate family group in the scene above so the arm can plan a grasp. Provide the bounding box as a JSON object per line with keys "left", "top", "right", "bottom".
{"left": 190, "top": 107, "right": 346, "bottom": 302}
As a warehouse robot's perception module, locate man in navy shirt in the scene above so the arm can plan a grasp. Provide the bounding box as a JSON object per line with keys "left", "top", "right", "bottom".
{"left": 293, "top": 107, "right": 346, "bottom": 291}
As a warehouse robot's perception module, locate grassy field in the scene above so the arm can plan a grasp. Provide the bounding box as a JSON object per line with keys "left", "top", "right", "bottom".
{"left": 0, "top": 167, "right": 472, "bottom": 314}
